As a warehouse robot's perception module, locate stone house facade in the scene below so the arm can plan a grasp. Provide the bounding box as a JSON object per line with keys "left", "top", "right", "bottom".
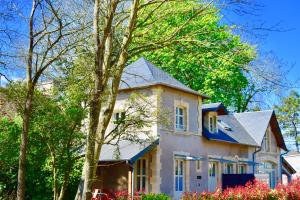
{"left": 95, "top": 58, "right": 288, "bottom": 199}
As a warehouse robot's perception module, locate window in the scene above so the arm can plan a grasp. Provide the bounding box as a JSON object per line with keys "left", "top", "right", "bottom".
{"left": 209, "top": 115, "right": 217, "bottom": 133}
{"left": 136, "top": 159, "right": 147, "bottom": 191}
{"left": 196, "top": 160, "right": 201, "bottom": 172}
{"left": 264, "top": 131, "right": 270, "bottom": 152}
{"left": 113, "top": 112, "right": 125, "bottom": 128}
{"left": 224, "top": 163, "right": 234, "bottom": 174}
{"left": 175, "top": 160, "right": 184, "bottom": 192}
{"left": 209, "top": 162, "right": 216, "bottom": 177}
{"left": 176, "top": 107, "right": 186, "bottom": 131}
{"left": 238, "top": 164, "right": 247, "bottom": 174}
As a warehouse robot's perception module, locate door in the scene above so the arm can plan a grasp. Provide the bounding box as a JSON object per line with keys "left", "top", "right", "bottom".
{"left": 269, "top": 171, "right": 276, "bottom": 189}
{"left": 208, "top": 162, "right": 218, "bottom": 192}
{"left": 174, "top": 159, "right": 184, "bottom": 199}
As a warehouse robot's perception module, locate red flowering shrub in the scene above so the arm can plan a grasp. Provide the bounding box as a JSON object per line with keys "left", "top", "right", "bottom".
{"left": 182, "top": 178, "right": 300, "bottom": 200}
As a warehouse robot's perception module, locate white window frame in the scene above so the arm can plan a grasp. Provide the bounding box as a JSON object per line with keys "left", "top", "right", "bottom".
{"left": 209, "top": 162, "right": 217, "bottom": 177}
{"left": 174, "top": 100, "right": 189, "bottom": 132}
{"left": 237, "top": 164, "right": 247, "bottom": 174}
{"left": 174, "top": 159, "right": 184, "bottom": 192}
{"left": 136, "top": 159, "right": 147, "bottom": 192}
{"left": 176, "top": 107, "right": 185, "bottom": 131}
{"left": 209, "top": 115, "right": 217, "bottom": 133}
{"left": 224, "top": 163, "right": 234, "bottom": 174}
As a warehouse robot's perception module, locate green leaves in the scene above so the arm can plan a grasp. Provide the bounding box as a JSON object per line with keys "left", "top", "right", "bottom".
{"left": 275, "top": 90, "right": 300, "bottom": 152}
{"left": 132, "top": 1, "right": 256, "bottom": 111}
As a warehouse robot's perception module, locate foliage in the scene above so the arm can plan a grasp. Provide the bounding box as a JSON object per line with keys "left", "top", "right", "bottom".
{"left": 181, "top": 178, "right": 300, "bottom": 200}
{"left": 133, "top": 1, "right": 256, "bottom": 111}
{"left": 112, "top": 191, "right": 170, "bottom": 200}
{"left": 0, "top": 82, "right": 85, "bottom": 200}
{"left": 275, "top": 90, "right": 300, "bottom": 152}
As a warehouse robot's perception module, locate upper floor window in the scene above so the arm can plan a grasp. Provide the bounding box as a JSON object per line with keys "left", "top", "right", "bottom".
{"left": 113, "top": 111, "right": 126, "bottom": 128}
{"left": 209, "top": 115, "right": 217, "bottom": 133}
{"left": 264, "top": 131, "right": 270, "bottom": 152}
{"left": 176, "top": 107, "right": 186, "bottom": 131}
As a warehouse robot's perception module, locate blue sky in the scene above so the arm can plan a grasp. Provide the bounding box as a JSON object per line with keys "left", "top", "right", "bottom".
{"left": 1, "top": 0, "right": 299, "bottom": 87}
{"left": 225, "top": 0, "right": 300, "bottom": 84}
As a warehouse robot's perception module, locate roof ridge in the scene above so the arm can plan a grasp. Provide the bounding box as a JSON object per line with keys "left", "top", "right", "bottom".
{"left": 234, "top": 110, "right": 274, "bottom": 115}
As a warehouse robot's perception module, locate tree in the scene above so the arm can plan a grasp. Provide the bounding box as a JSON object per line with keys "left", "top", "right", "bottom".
{"left": 7, "top": 1, "right": 83, "bottom": 199}
{"left": 275, "top": 90, "right": 300, "bottom": 152}
{"left": 1, "top": 82, "right": 85, "bottom": 200}
{"left": 76, "top": 1, "right": 235, "bottom": 199}
{"left": 132, "top": 2, "right": 256, "bottom": 112}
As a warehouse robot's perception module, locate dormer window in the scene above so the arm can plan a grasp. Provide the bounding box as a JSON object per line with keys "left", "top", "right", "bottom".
{"left": 209, "top": 115, "right": 217, "bottom": 133}
{"left": 176, "top": 107, "right": 186, "bottom": 131}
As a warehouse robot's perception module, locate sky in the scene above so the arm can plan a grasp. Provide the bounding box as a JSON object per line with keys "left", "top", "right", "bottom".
{"left": 225, "top": 0, "right": 300, "bottom": 85}
{"left": 1, "top": 0, "right": 300, "bottom": 86}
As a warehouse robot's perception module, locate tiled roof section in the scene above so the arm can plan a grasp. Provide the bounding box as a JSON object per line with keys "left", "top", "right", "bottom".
{"left": 202, "top": 102, "right": 228, "bottom": 114}
{"left": 120, "top": 57, "right": 209, "bottom": 98}
{"left": 234, "top": 110, "right": 273, "bottom": 146}
{"left": 217, "top": 115, "right": 259, "bottom": 146}
{"left": 202, "top": 103, "right": 222, "bottom": 110}
{"left": 99, "top": 139, "right": 159, "bottom": 163}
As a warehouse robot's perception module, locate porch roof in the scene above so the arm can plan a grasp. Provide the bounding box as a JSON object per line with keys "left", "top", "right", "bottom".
{"left": 99, "top": 139, "right": 159, "bottom": 164}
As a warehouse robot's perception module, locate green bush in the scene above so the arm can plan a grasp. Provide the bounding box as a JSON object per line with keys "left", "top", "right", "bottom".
{"left": 141, "top": 193, "right": 171, "bottom": 200}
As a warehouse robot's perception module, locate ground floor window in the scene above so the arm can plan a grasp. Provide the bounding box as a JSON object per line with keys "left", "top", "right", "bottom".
{"left": 136, "top": 159, "right": 147, "bottom": 191}
{"left": 224, "top": 163, "right": 234, "bottom": 174}
{"left": 175, "top": 160, "right": 184, "bottom": 191}
{"left": 237, "top": 164, "right": 247, "bottom": 174}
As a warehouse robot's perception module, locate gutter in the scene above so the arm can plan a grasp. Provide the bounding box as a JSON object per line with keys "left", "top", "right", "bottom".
{"left": 280, "top": 150, "right": 290, "bottom": 183}
{"left": 252, "top": 147, "right": 261, "bottom": 173}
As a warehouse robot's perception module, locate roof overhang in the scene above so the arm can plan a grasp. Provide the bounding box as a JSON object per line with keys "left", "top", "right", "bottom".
{"left": 270, "top": 111, "right": 288, "bottom": 151}
{"left": 119, "top": 83, "right": 210, "bottom": 99}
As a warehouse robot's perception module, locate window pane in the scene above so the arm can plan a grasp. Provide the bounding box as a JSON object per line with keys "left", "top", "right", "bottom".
{"left": 137, "top": 177, "right": 140, "bottom": 191}
{"left": 175, "top": 160, "right": 178, "bottom": 175}
{"left": 179, "top": 108, "right": 183, "bottom": 115}
{"left": 180, "top": 161, "right": 183, "bottom": 175}
{"left": 142, "top": 159, "right": 146, "bottom": 175}
{"left": 179, "top": 117, "right": 183, "bottom": 126}
{"left": 137, "top": 160, "right": 140, "bottom": 175}
{"left": 175, "top": 177, "right": 179, "bottom": 191}
{"left": 179, "top": 177, "right": 183, "bottom": 191}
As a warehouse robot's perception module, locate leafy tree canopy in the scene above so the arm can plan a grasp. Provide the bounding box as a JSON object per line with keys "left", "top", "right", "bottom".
{"left": 132, "top": 1, "right": 256, "bottom": 111}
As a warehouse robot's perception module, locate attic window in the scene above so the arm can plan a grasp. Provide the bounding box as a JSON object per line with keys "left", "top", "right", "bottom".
{"left": 209, "top": 115, "right": 217, "bottom": 133}
{"left": 218, "top": 120, "right": 232, "bottom": 131}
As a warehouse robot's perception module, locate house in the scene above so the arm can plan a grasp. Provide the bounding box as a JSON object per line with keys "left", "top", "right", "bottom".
{"left": 94, "top": 58, "right": 288, "bottom": 199}
{"left": 283, "top": 152, "right": 300, "bottom": 182}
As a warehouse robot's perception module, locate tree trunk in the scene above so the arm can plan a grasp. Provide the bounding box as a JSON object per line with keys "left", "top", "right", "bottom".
{"left": 17, "top": 1, "right": 36, "bottom": 199}
{"left": 16, "top": 86, "right": 34, "bottom": 200}
{"left": 58, "top": 163, "right": 71, "bottom": 200}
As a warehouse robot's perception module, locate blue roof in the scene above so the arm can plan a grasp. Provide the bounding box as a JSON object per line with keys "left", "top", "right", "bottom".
{"left": 202, "top": 102, "right": 228, "bottom": 114}
{"left": 203, "top": 127, "right": 238, "bottom": 143}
